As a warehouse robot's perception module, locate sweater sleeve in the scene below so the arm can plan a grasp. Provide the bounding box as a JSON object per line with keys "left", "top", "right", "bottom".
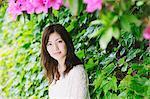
{"left": 69, "top": 65, "right": 90, "bottom": 99}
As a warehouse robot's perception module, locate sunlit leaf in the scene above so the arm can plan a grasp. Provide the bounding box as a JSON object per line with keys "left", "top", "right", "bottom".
{"left": 99, "top": 27, "right": 113, "bottom": 50}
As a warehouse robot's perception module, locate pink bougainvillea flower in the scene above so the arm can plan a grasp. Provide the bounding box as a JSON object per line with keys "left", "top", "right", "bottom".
{"left": 43, "top": 0, "right": 51, "bottom": 7}
{"left": 7, "top": 0, "right": 35, "bottom": 20}
{"left": 7, "top": 0, "right": 22, "bottom": 20}
{"left": 30, "top": 0, "right": 62, "bottom": 13}
{"left": 143, "top": 24, "right": 150, "bottom": 40}
{"left": 17, "top": 0, "right": 26, "bottom": 11}
{"left": 31, "top": 0, "right": 51, "bottom": 14}
{"left": 25, "top": 0, "right": 35, "bottom": 14}
{"left": 49, "top": 0, "right": 63, "bottom": 10}
{"left": 84, "top": 0, "right": 102, "bottom": 13}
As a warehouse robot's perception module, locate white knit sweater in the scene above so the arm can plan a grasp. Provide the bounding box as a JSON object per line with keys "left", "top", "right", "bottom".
{"left": 49, "top": 64, "right": 90, "bottom": 99}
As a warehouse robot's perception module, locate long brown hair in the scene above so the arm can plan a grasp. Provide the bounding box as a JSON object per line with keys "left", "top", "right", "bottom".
{"left": 41, "top": 24, "right": 82, "bottom": 84}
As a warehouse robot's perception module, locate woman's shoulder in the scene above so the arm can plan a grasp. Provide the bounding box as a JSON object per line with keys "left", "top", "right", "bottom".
{"left": 71, "top": 64, "right": 84, "bottom": 71}
{"left": 69, "top": 64, "right": 86, "bottom": 77}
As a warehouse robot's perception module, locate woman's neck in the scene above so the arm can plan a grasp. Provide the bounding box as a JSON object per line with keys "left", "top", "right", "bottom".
{"left": 57, "top": 56, "right": 66, "bottom": 75}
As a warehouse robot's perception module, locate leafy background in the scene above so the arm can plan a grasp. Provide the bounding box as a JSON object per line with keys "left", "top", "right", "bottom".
{"left": 0, "top": 0, "right": 150, "bottom": 99}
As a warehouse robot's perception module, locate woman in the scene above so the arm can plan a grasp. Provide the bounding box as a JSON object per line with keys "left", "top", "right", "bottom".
{"left": 41, "top": 24, "right": 90, "bottom": 99}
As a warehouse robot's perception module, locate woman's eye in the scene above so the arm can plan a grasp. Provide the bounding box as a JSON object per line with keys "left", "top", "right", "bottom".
{"left": 47, "top": 43, "right": 52, "bottom": 46}
{"left": 58, "top": 40, "right": 63, "bottom": 43}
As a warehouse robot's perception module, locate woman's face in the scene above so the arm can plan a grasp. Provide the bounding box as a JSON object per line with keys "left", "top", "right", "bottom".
{"left": 46, "top": 32, "right": 67, "bottom": 61}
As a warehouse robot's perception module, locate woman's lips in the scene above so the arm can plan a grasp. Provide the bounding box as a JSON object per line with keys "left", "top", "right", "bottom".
{"left": 53, "top": 51, "right": 61, "bottom": 55}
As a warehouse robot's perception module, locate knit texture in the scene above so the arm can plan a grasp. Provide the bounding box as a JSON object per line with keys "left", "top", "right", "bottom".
{"left": 49, "top": 64, "right": 90, "bottom": 99}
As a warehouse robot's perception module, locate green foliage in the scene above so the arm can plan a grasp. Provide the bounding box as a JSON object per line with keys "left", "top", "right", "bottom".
{"left": 0, "top": 0, "right": 150, "bottom": 99}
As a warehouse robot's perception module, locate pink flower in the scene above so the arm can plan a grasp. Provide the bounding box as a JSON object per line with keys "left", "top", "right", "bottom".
{"left": 7, "top": 0, "right": 22, "bottom": 20}
{"left": 31, "top": 0, "right": 52, "bottom": 13}
{"left": 25, "top": 1, "right": 35, "bottom": 14}
{"left": 49, "top": 0, "right": 63, "bottom": 10}
{"left": 7, "top": 0, "right": 63, "bottom": 20}
{"left": 84, "top": 0, "right": 102, "bottom": 13}
{"left": 143, "top": 24, "right": 150, "bottom": 40}
{"left": 17, "top": 0, "right": 26, "bottom": 11}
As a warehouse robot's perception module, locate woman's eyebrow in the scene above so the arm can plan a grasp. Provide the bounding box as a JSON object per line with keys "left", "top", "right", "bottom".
{"left": 48, "top": 38, "right": 62, "bottom": 42}
{"left": 55, "top": 38, "right": 62, "bottom": 41}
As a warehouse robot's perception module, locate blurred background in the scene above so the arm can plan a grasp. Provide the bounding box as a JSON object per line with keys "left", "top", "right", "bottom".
{"left": 0, "top": 0, "right": 150, "bottom": 98}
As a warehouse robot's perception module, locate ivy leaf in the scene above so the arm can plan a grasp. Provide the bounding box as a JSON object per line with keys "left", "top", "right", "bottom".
{"left": 88, "top": 27, "right": 105, "bottom": 39}
{"left": 66, "top": 19, "right": 77, "bottom": 32}
{"left": 85, "top": 58, "right": 97, "bottom": 70}
{"left": 76, "top": 49, "right": 84, "bottom": 59}
{"left": 77, "top": 0, "right": 84, "bottom": 15}
{"left": 127, "top": 15, "right": 141, "bottom": 26}
{"left": 118, "top": 57, "right": 125, "bottom": 67}
{"left": 120, "top": 14, "right": 141, "bottom": 32}
{"left": 130, "top": 76, "right": 148, "bottom": 96}
{"left": 93, "top": 73, "right": 105, "bottom": 91}
{"left": 136, "top": 1, "right": 144, "bottom": 6}
{"left": 120, "top": 15, "right": 131, "bottom": 32}
{"left": 102, "top": 63, "right": 116, "bottom": 76}
{"left": 112, "top": 26, "right": 120, "bottom": 40}
{"left": 90, "top": 20, "right": 102, "bottom": 26}
{"left": 99, "top": 27, "right": 113, "bottom": 50}
{"left": 126, "top": 49, "right": 141, "bottom": 62}
{"left": 118, "top": 75, "right": 132, "bottom": 90}
{"left": 111, "top": 76, "right": 118, "bottom": 92}
{"left": 121, "top": 62, "right": 128, "bottom": 72}
{"left": 52, "top": 9, "right": 59, "bottom": 17}
{"left": 29, "top": 95, "right": 38, "bottom": 99}
{"left": 103, "top": 79, "right": 112, "bottom": 95}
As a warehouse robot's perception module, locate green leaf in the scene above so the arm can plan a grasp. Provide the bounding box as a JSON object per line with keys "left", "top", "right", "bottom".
{"left": 29, "top": 95, "right": 38, "bottom": 99}
{"left": 118, "top": 90, "right": 128, "bottom": 98}
{"left": 66, "top": 19, "right": 77, "bottom": 32}
{"left": 112, "top": 26, "right": 120, "bottom": 40}
{"left": 88, "top": 27, "right": 105, "bottom": 39}
{"left": 120, "top": 14, "right": 141, "bottom": 32}
{"left": 127, "top": 68, "right": 133, "bottom": 75}
{"left": 77, "top": 0, "right": 84, "bottom": 15}
{"left": 85, "top": 58, "right": 97, "bottom": 70}
{"left": 93, "top": 73, "right": 105, "bottom": 91}
{"left": 102, "top": 63, "right": 116, "bottom": 76}
{"left": 119, "top": 75, "right": 132, "bottom": 90}
{"left": 120, "top": 0, "right": 126, "bottom": 11}
{"left": 131, "top": 63, "right": 143, "bottom": 70}
{"left": 121, "top": 62, "right": 128, "bottom": 72}
{"left": 90, "top": 20, "right": 102, "bottom": 26}
{"left": 120, "top": 15, "right": 131, "bottom": 32}
{"left": 76, "top": 49, "right": 84, "bottom": 59}
{"left": 103, "top": 76, "right": 117, "bottom": 95}
{"left": 52, "top": 9, "right": 59, "bottom": 17}
{"left": 111, "top": 76, "right": 117, "bottom": 92}
{"left": 22, "top": 42, "right": 31, "bottom": 49}
{"left": 118, "top": 57, "right": 125, "bottom": 66}
{"left": 144, "top": 57, "right": 150, "bottom": 65}
{"left": 100, "top": 79, "right": 108, "bottom": 89}
{"left": 136, "top": 1, "right": 144, "bottom": 6}
{"left": 103, "top": 80, "right": 112, "bottom": 95}
{"left": 99, "top": 27, "right": 113, "bottom": 50}
{"left": 130, "top": 76, "right": 148, "bottom": 96}
{"left": 128, "top": 15, "right": 141, "bottom": 26}
{"left": 126, "top": 49, "right": 141, "bottom": 62}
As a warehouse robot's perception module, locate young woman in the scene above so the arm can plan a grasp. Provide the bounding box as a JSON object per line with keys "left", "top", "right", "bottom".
{"left": 41, "top": 24, "right": 90, "bottom": 99}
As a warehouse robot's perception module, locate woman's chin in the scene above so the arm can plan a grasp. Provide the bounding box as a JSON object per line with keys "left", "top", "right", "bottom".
{"left": 53, "top": 56, "right": 62, "bottom": 60}
{"left": 53, "top": 54, "right": 66, "bottom": 61}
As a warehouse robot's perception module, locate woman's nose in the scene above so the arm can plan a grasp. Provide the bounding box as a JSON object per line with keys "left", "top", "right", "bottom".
{"left": 53, "top": 44, "right": 59, "bottom": 50}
